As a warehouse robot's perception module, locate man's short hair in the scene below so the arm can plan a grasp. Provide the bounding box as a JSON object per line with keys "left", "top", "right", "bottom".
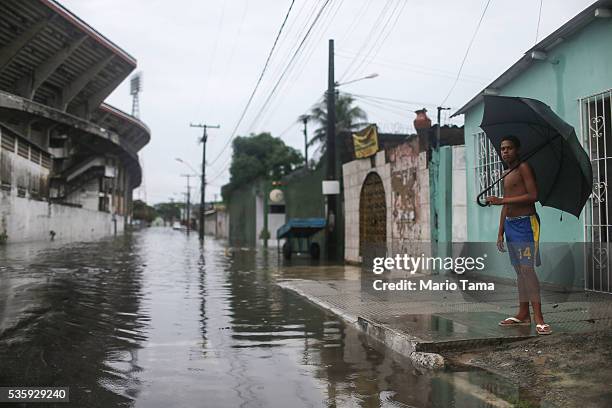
{"left": 501, "top": 135, "right": 521, "bottom": 149}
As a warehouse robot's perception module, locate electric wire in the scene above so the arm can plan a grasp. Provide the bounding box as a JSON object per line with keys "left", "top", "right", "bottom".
{"left": 245, "top": 0, "right": 334, "bottom": 132}
{"left": 257, "top": 0, "right": 346, "bottom": 131}
{"left": 344, "top": 0, "right": 405, "bottom": 81}
{"left": 535, "top": 0, "right": 543, "bottom": 43}
{"left": 339, "top": 0, "right": 395, "bottom": 82}
{"left": 207, "top": 0, "right": 297, "bottom": 168}
{"left": 439, "top": 0, "right": 492, "bottom": 106}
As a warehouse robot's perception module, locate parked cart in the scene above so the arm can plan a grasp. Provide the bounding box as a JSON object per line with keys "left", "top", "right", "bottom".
{"left": 276, "top": 218, "right": 326, "bottom": 260}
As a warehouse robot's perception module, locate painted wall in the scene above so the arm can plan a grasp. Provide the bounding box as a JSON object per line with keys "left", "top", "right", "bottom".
{"left": 227, "top": 183, "right": 257, "bottom": 247}
{"left": 451, "top": 145, "right": 468, "bottom": 243}
{"left": 343, "top": 140, "right": 435, "bottom": 266}
{"left": 0, "top": 189, "right": 123, "bottom": 243}
{"left": 460, "top": 18, "right": 612, "bottom": 287}
{"left": 204, "top": 209, "right": 229, "bottom": 239}
{"left": 343, "top": 151, "right": 391, "bottom": 263}
{"left": 282, "top": 164, "right": 326, "bottom": 253}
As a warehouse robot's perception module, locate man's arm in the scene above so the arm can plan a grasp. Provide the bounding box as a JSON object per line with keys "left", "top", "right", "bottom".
{"left": 497, "top": 204, "right": 507, "bottom": 252}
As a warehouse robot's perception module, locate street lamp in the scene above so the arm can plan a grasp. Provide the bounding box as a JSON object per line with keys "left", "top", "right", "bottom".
{"left": 175, "top": 157, "right": 201, "bottom": 176}
{"left": 335, "top": 73, "right": 378, "bottom": 88}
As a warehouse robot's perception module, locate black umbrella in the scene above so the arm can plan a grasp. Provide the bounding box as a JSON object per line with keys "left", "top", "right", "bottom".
{"left": 476, "top": 95, "right": 592, "bottom": 217}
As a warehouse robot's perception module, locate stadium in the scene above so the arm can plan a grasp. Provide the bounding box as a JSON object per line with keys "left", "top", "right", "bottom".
{"left": 0, "top": 0, "right": 149, "bottom": 243}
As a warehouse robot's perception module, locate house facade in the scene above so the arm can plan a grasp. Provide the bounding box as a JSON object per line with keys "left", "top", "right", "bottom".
{"left": 453, "top": 0, "right": 612, "bottom": 292}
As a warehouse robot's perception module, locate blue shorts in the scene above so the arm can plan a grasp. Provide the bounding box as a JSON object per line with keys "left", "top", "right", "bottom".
{"left": 504, "top": 214, "right": 541, "bottom": 267}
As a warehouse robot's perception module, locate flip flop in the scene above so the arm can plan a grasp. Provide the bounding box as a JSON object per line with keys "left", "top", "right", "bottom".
{"left": 536, "top": 324, "right": 552, "bottom": 335}
{"left": 499, "top": 317, "right": 531, "bottom": 326}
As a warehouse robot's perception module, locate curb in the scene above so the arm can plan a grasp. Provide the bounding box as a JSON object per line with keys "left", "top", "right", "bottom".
{"left": 278, "top": 280, "right": 446, "bottom": 370}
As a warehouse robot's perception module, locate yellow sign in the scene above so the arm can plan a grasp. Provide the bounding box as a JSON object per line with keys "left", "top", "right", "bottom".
{"left": 353, "top": 125, "right": 379, "bottom": 159}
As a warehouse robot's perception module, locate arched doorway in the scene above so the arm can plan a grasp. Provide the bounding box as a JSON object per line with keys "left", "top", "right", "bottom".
{"left": 359, "top": 172, "right": 387, "bottom": 259}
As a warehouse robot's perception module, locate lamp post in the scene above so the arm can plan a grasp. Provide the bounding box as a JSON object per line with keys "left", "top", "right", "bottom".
{"left": 325, "top": 38, "right": 378, "bottom": 261}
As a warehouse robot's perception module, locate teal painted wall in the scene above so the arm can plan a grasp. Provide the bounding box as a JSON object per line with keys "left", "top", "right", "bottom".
{"left": 429, "top": 146, "right": 454, "bottom": 266}
{"left": 461, "top": 18, "right": 612, "bottom": 286}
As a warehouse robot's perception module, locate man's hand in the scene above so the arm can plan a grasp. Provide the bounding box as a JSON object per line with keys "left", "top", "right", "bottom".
{"left": 486, "top": 196, "right": 504, "bottom": 205}
{"left": 497, "top": 234, "right": 506, "bottom": 252}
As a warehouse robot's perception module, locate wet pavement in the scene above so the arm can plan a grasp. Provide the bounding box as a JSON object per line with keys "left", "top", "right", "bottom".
{"left": 280, "top": 272, "right": 612, "bottom": 354}
{"left": 1, "top": 228, "right": 529, "bottom": 407}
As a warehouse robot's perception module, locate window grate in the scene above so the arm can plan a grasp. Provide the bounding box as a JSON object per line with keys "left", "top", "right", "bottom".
{"left": 581, "top": 89, "right": 612, "bottom": 294}
{"left": 474, "top": 131, "right": 504, "bottom": 199}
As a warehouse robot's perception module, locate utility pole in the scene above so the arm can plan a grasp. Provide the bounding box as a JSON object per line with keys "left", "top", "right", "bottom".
{"left": 302, "top": 116, "right": 309, "bottom": 170}
{"left": 326, "top": 39, "right": 337, "bottom": 261}
{"left": 180, "top": 174, "right": 194, "bottom": 234}
{"left": 436, "top": 106, "right": 451, "bottom": 149}
{"left": 190, "top": 123, "right": 220, "bottom": 241}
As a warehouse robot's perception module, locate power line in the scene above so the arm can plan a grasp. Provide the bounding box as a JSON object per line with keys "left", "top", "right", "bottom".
{"left": 246, "top": 0, "right": 334, "bottom": 132}
{"left": 347, "top": 92, "right": 441, "bottom": 109}
{"left": 194, "top": 0, "right": 229, "bottom": 120}
{"left": 357, "top": 0, "right": 408, "bottom": 78}
{"left": 257, "top": 0, "right": 346, "bottom": 131}
{"left": 439, "top": 0, "right": 492, "bottom": 106}
{"left": 338, "top": 0, "right": 372, "bottom": 45}
{"left": 344, "top": 0, "right": 406, "bottom": 81}
{"left": 335, "top": 50, "right": 490, "bottom": 83}
{"left": 207, "top": 0, "right": 297, "bottom": 167}
{"left": 535, "top": 0, "right": 544, "bottom": 43}
{"left": 339, "top": 0, "right": 395, "bottom": 82}
{"left": 208, "top": 94, "right": 323, "bottom": 184}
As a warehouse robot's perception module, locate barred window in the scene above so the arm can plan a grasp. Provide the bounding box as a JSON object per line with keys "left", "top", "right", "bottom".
{"left": 474, "top": 131, "right": 504, "bottom": 198}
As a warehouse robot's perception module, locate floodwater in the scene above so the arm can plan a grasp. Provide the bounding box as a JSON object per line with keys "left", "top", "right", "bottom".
{"left": 0, "top": 228, "right": 521, "bottom": 407}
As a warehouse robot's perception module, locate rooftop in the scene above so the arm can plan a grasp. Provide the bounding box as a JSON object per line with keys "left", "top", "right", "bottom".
{"left": 452, "top": 0, "right": 612, "bottom": 117}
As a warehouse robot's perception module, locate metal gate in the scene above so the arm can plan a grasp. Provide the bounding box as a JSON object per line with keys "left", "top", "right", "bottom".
{"left": 581, "top": 89, "right": 612, "bottom": 293}
{"left": 359, "top": 172, "right": 387, "bottom": 257}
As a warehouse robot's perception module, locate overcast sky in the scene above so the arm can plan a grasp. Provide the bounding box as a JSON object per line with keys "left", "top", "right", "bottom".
{"left": 61, "top": 0, "right": 594, "bottom": 205}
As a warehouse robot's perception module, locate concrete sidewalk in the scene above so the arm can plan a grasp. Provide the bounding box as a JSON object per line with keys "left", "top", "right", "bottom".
{"left": 278, "top": 273, "right": 612, "bottom": 368}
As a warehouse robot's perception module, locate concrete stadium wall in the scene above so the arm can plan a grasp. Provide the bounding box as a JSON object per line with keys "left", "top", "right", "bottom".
{"left": 0, "top": 190, "right": 123, "bottom": 244}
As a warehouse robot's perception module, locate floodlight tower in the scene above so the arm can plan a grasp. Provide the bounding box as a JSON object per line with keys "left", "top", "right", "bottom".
{"left": 130, "top": 72, "right": 142, "bottom": 118}
{"left": 130, "top": 72, "right": 146, "bottom": 203}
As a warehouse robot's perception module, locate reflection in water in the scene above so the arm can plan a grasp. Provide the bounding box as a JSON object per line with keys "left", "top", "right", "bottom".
{"left": 0, "top": 236, "right": 147, "bottom": 407}
{"left": 0, "top": 229, "right": 515, "bottom": 407}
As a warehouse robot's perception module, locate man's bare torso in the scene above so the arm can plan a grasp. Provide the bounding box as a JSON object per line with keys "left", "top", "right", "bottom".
{"left": 503, "top": 165, "right": 536, "bottom": 217}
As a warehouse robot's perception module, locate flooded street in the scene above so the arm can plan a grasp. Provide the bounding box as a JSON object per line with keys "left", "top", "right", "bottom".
{"left": 1, "top": 228, "right": 509, "bottom": 407}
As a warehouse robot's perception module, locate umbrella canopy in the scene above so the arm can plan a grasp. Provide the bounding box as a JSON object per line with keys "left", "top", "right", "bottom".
{"left": 479, "top": 95, "right": 592, "bottom": 217}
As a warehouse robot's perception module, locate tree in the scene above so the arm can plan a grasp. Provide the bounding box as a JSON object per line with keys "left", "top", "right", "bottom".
{"left": 133, "top": 200, "right": 157, "bottom": 223}
{"left": 154, "top": 202, "right": 183, "bottom": 222}
{"left": 223, "top": 132, "right": 303, "bottom": 200}
{"left": 304, "top": 93, "right": 367, "bottom": 151}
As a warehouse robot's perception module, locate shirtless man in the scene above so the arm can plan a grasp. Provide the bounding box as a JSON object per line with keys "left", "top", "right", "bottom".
{"left": 486, "top": 135, "right": 552, "bottom": 335}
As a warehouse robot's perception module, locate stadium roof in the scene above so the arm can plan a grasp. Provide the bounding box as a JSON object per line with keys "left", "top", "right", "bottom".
{"left": 0, "top": 0, "right": 136, "bottom": 117}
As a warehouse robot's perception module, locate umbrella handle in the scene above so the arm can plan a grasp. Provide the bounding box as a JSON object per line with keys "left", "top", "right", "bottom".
{"left": 476, "top": 186, "right": 493, "bottom": 207}
{"left": 476, "top": 162, "right": 520, "bottom": 207}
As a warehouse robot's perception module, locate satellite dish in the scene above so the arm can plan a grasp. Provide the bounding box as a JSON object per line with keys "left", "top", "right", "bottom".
{"left": 269, "top": 189, "right": 284, "bottom": 203}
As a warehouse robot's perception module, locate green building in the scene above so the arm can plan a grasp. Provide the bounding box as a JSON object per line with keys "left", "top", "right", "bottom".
{"left": 453, "top": 1, "right": 612, "bottom": 293}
